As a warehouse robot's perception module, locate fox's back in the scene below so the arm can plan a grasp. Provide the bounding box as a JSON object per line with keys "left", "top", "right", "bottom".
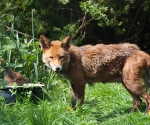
{"left": 74, "top": 43, "right": 139, "bottom": 82}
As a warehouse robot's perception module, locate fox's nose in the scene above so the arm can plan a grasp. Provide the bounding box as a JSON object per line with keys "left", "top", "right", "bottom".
{"left": 55, "top": 67, "right": 61, "bottom": 71}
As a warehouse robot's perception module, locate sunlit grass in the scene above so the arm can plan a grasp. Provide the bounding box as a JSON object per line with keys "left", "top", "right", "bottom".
{"left": 0, "top": 82, "right": 150, "bottom": 125}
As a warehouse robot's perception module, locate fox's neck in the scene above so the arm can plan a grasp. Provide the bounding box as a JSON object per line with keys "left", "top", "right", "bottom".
{"left": 61, "top": 46, "right": 81, "bottom": 75}
{"left": 61, "top": 62, "right": 70, "bottom": 74}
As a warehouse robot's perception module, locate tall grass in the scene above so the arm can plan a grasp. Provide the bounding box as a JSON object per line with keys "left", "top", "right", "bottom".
{"left": 0, "top": 83, "right": 150, "bottom": 125}
{"left": 0, "top": 11, "right": 46, "bottom": 84}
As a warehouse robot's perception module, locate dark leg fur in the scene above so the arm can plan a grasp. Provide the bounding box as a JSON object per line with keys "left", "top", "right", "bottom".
{"left": 71, "top": 83, "right": 77, "bottom": 109}
{"left": 122, "top": 82, "right": 142, "bottom": 112}
{"left": 124, "top": 80, "right": 150, "bottom": 113}
{"left": 71, "top": 83, "right": 85, "bottom": 109}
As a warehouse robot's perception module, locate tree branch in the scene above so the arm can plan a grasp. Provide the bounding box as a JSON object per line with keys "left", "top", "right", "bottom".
{"left": 0, "top": 24, "right": 35, "bottom": 39}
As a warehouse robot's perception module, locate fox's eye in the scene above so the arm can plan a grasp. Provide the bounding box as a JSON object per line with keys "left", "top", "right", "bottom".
{"left": 60, "top": 56, "right": 64, "bottom": 59}
{"left": 49, "top": 56, "right": 53, "bottom": 59}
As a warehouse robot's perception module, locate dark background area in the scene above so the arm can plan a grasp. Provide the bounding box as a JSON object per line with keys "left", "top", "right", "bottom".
{"left": 0, "top": 0, "right": 150, "bottom": 52}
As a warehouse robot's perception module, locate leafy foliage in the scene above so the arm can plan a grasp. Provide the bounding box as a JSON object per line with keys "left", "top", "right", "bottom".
{"left": 0, "top": 0, "right": 61, "bottom": 37}
{"left": 1, "top": 0, "right": 150, "bottom": 49}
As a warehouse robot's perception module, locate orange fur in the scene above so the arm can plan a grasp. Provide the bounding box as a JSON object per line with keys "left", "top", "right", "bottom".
{"left": 40, "top": 35, "right": 150, "bottom": 113}
{"left": 4, "top": 68, "right": 29, "bottom": 86}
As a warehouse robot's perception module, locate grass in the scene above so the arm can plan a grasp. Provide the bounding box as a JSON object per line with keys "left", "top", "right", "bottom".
{"left": 0, "top": 82, "right": 150, "bottom": 125}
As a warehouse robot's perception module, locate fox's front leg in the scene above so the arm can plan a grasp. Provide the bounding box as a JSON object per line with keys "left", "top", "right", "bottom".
{"left": 71, "top": 83, "right": 85, "bottom": 108}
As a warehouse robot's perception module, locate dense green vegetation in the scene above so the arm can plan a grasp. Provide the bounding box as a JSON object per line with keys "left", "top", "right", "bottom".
{"left": 0, "top": 0, "right": 150, "bottom": 124}
{"left": 0, "top": 83, "right": 150, "bottom": 125}
{"left": 0, "top": 0, "right": 150, "bottom": 49}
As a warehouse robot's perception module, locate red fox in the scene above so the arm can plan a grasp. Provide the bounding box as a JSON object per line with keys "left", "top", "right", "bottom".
{"left": 40, "top": 35, "right": 150, "bottom": 114}
{"left": 4, "top": 68, "right": 29, "bottom": 86}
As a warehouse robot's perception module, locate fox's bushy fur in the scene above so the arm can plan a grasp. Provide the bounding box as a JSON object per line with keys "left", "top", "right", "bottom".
{"left": 4, "top": 68, "right": 29, "bottom": 86}
{"left": 40, "top": 35, "right": 150, "bottom": 113}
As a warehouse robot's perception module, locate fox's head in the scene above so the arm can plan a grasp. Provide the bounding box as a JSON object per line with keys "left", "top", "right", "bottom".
{"left": 39, "top": 35, "right": 72, "bottom": 72}
{"left": 4, "top": 68, "right": 29, "bottom": 86}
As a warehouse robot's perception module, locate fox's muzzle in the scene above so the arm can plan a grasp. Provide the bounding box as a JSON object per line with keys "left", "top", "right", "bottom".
{"left": 50, "top": 63, "right": 63, "bottom": 72}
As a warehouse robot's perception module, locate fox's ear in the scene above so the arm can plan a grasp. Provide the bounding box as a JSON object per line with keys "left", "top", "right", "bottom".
{"left": 4, "top": 68, "right": 16, "bottom": 79}
{"left": 61, "top": 35, "right": 72, "bottom": 50}
{"left": 39, "top": 35, "right": 50, "bottom": 51}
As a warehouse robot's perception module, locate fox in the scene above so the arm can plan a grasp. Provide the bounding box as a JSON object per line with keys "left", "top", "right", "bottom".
{"left": 40, "top": 35, "right": 150, "bottom": 114}
{"left": 4, "top": 68, "right": 29, "bottom": 86}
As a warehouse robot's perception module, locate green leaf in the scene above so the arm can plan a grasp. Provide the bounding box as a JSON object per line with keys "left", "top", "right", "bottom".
{"left": 2, "top": 44, "right": 16, "bottom": 50}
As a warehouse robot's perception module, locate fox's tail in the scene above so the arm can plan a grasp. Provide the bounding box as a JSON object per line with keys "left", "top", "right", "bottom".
{"left": 142, "top": 51, "right": 150, "bottom": 91}
{"left": 145, "top": 54, "right": 150, "bottom": 91}
{"left": 145, "top": 68, "right": 150, "bottom": 91}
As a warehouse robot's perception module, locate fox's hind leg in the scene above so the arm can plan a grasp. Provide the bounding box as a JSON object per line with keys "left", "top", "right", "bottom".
{"left": 123, "top": 78, "right": 150, "bottom": 113}
{"left": 123, "top": 66, "right": 150, "bottom": 114}
{"left": 122, "top": 82, "right": 142, "bottom": 112}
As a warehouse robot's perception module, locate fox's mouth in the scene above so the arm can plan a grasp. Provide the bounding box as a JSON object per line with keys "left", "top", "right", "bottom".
{"left": 52, "top": 66, "right": 63, "bottom": 72}
{"left": 45, "top": 62, "right": 63, "bottom": 72}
